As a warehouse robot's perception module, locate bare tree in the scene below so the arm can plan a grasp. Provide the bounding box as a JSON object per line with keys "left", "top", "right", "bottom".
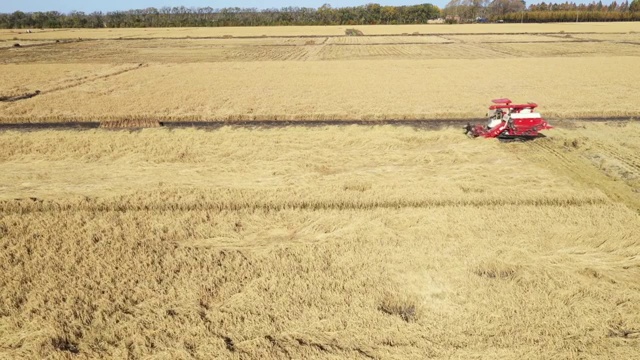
{"left": 489, "top": 0, "right": 526, "bottom": 17}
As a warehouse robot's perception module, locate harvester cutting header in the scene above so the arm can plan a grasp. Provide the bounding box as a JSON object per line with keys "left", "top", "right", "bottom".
{"left": 465, "top": 98, "right": 553, "bottom": 141}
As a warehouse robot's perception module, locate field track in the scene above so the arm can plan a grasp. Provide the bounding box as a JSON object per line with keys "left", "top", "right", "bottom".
{"left": 0, "top": 117, "right": 634, "bottom": 131}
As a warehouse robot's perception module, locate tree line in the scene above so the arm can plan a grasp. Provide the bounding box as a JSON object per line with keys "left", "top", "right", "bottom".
{"left": 0, "top": 4, "right": 441, "bottom": 29}
{"left": 1, "top": 1, "right": 638, "bottom": 29}
{"left": 502, "top": 10, "right": 640, "bottom": 22}
{"left": 516, "top": 0, "right": 640, "bottom": 22}
{"left": 445, "top": 0, "right": 640, "bottom": 22}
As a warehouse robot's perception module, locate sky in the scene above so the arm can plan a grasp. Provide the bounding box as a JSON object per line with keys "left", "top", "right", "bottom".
{"left": 0, "top": 0, "right": 600, "bottom": 14}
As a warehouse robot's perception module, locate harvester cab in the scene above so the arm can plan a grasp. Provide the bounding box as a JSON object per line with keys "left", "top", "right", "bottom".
{"left": 466, "top": 98, "right": 553, "bottom": 141}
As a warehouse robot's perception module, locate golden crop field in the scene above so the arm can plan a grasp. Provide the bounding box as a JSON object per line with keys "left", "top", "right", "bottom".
{"left": 1, "top": 22, "right": 639, "bottom": 40}
{"left": 1, "top": 23, "right": 640, "bottom": 123}
{"left": 1, "top": 23, "right": 640, "bottom": 359}
{"left": 1, "top": 123, "right": 640, "bottom": 359}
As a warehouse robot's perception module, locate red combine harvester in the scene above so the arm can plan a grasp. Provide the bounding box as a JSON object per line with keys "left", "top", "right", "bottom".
{"left": 465, "top": 98, "right": 553, "bottom": 141}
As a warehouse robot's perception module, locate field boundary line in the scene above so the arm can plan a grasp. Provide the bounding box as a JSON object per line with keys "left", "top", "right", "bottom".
{"left": 0, "top": 118, "right": 636, "bottom": 131}
{"left": 0, "top": 196, "right": 610, "bottom": 214}
{"left": 0, "top": 39, "right": 87, "bottom": 51}
{"left": 8, "top": 31, "right": 629, "bottom": 42}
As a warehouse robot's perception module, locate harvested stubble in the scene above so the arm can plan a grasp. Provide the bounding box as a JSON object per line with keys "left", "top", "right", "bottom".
{"left": 571, "top": 33, "right": 640, "bottom": 42}
{"left": 444, "top": 34, "right": 578, "bottom": 43}
{"left": 2, "top": 23, "right": 640, "bottom": 40}
{"left": 482, "top": 40, "right": 640, "bottom": 57}
{"left": 99, "top": 119, "right": 162, "bottom": 128}
{"left": 324, "top": 35, "right": 449, "bottom": 44}
{"left": 1, "top": 125, "right": 639, "bottom": 359}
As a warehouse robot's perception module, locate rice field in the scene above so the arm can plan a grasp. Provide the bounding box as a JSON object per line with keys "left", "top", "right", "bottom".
{"left": 2, "top": 22, "right": 639, "bottom": 40}
{"left": 1, "top": 124, "right": 640, "bottom": 359}
{"left": 1, "top": 23, "right": 640, "bottom": 123}
{"left": 1, "top": 23, "right": 640, "bottom": 359}
{"left": 1, "top": 57, "right": 639, "bottom": 123}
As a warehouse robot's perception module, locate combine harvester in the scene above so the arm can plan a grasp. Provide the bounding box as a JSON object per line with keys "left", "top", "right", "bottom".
{"left": 465, "top": 98, "right": 553, "bottom": 142}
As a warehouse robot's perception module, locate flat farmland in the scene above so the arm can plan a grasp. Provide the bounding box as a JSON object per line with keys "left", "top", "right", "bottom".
{"left": 1, "top": 22, "right": 639, "bottom": 40}
{"left": 1, "top": 24, "right": 640, "bottom": 359}
{"left": 1, "top": 124, "right": 640, "bottom": 359}
{"left": 3, "top": 58, "right": 640, "bottom": 122}
{"left": 1, "top": 23, "right": 640, "bottom": 122}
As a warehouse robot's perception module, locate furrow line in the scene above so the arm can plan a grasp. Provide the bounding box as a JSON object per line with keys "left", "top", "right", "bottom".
{"left": 0, "top": 197, "right": 611, "bottom": 214}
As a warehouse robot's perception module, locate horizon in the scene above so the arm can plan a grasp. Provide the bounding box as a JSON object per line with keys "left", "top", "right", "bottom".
{"left": 0, "top": 0, "right": 614, "bottom": 14}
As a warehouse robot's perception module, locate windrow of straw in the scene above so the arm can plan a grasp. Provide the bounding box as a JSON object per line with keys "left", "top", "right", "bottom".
{"left": 99, "top": 119, "right": 163, "bottom": 128}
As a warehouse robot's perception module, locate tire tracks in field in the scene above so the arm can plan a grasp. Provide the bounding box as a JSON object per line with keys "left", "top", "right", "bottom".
{"left": 514, "top": 138, "right": 640, "bottom": 213}
{"left": 41, "top": 63, "right": 149, "bottom": 96}
{"left": 588, "top": 139, "right": 640, "bottom": 172}
{"left": 0, "top": 90, "right": 41, "bottom": 102}
{"left": 0, "top": 196, "right": 609, "bottom": 215}
{"left": 0, "top": 63, "right": 149, "bottom": 106}
{"left": 0, "top": 39, "right": 83, "bottom": 52}
{"left": 302, "top": 37, "right": 327, "bottom": 60}
{"left": 462, "top": 42, "right": 518, "bottom": 58}
{"left": 34, "top": 31, "right": 626, "bottom": 42}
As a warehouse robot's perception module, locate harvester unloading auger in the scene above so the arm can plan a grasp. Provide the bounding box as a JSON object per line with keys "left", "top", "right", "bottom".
{"left": 465, "top": 98, "right": 553, "bottom": 141}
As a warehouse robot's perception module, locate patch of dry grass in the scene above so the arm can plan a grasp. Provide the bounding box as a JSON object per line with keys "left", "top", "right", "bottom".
{"left": 1, "top": 125, "right": 639, "bottom": 359}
